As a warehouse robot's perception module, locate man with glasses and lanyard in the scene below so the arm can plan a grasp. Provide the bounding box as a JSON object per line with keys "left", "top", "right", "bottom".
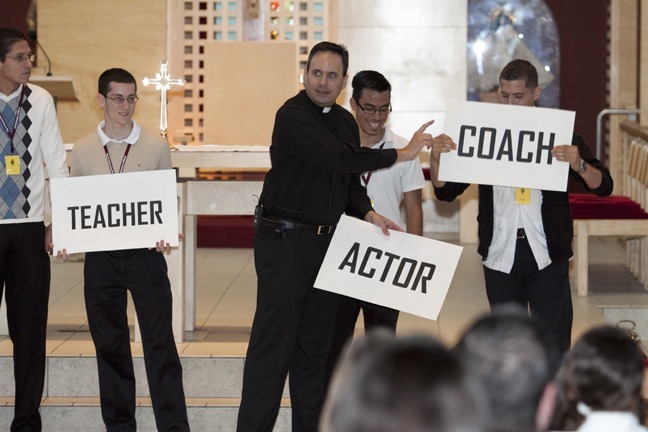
{"left": 326, "top": 70, "right": 426, "bottom": 385}
{"left": 70, "top": 68, "right": 189, "bottom": 432}
{"left": 0, "top": 28, "right": 68, "bottom": 432}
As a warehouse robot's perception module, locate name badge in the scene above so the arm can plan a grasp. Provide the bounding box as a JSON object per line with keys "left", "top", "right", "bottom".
{"left": 515, "top": 187, "right": 530, "bottom": 205}
{"left": 5, "top": 155, "right": 20, "bottom": 175}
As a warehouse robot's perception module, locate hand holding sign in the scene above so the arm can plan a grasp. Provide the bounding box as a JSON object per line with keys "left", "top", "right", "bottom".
{"left": 428, "top": 134, "right": 457, "bottom": 189}
{"left": 152, "top": 233, "right": 186, "bottom": 254}
{"left": 429, "top": 133, "right": 457, "bottom": 163}
{"left": 154, "top": 239, "right": 172, "bottom": 255}
{"left": 364, "top": 210, "right": 403, "bottom": 236}
{"left": 551, "top": 144, "right": 581, "bottom": 168}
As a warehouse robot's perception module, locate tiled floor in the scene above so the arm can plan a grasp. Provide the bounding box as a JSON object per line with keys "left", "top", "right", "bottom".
{"left": 1, "top": 234, "right": 645, "bottom": 357}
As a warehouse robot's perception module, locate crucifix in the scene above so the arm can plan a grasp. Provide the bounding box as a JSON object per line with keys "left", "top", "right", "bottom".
{"left": 142, "top": 61, "right": 186, "bottom": 137}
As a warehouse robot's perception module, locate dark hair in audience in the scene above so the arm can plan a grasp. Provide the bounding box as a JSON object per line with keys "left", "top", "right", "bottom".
{"left": 321, "top": 330, "right": 483, "bottom": 432}
{"left": 454, "top": 304, "right": 561, "bottom": 432}
{"left": 98, "top": 68, "right": 137, "bottom": 97}
{"left": 306, "top": 41, "right": 349, "bottom": 76}
{"left": 499, "top": 58, "right": 539, "bottom": 89}
{"left": 550, "top": 325, "right": 646, "bottom": 430}
{"left": 0, "top": 28, "right": 27, "bottom": 61}
{"left": 351, "top": 70, "right": 392, "bottom": 102}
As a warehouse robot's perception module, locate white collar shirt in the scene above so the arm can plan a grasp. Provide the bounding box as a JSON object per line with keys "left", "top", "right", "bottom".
{"left": 97, "top": 120, "right": 141, "bottom": 145}
{"left": 577, "top": 411, "right": 648, "bottom": 432}
{"left": 483, "top": 185, "right": 551, "bottom": 273}
{"left": 362, "top": 128, "right": 426, "bottom": 228}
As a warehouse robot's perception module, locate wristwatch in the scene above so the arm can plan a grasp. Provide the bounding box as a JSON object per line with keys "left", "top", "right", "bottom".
{"left": 578, "top": 159, "right": 587, "bottom": 173}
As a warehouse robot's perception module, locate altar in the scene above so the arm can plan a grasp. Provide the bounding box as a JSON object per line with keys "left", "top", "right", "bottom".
{"left": 171, "top": 145, "right": 269, "bottom": 340}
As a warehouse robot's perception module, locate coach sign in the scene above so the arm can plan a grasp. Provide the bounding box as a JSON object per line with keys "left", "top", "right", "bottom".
{"left": 315, "top": 215, "right": 462, "bottom": 320}
{"left": 439, "top": 100, "right": 575, "bottom": 192}
{"left": 50, "top": 170, "right": 179, "bottom": 254}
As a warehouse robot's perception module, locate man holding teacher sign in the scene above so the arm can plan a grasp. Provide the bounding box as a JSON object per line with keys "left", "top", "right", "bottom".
{"left": 429, "top": 59, "right": 613, "bottom": 353}
{"left": 67, "top": 68, "right": 189, "bottom": 431}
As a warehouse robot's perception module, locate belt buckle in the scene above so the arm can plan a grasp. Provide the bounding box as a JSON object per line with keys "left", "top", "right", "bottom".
{"left": 317, "top": 225, "right": 332, "bottom": 235}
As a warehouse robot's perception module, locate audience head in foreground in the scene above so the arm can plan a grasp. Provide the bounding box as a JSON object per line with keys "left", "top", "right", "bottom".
{"left": 550, "top": 325, "right": 646, "bottom": 432}
{"left": 454, "top": 304, "right": 562, "bottom": 432}
{"left": 321, "top": 330, "right": 482, "bottom": 432}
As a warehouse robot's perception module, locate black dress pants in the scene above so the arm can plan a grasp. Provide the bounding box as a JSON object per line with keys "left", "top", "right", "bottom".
{"left": 84, "top": 249, "right": 189, "bottom": 432}
{"left": 237, "top": 228, "right": 338, "bottom": 432}
{"left": 0, "top": 223, "right": 49, "bottom": 432}
{"left": 483, "top": 236, "right": 573, "bottom": 353}
{"left": 325, "top": 295, "right": 398, "bottom": 386}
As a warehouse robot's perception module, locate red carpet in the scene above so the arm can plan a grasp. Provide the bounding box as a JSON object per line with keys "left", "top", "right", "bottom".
{"left": 197, "top": 215, "right": 255, "bottom": 248}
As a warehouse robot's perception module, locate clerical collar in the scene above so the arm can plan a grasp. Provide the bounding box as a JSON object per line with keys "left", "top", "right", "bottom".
{"left": 322, "top": 107, "right": 331, "bottom": 113}
{"left": 97, "top": 120, "right": 141, "bottom": 146}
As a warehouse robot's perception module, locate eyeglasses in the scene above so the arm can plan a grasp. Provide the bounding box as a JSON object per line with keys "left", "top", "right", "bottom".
{"left": 356, "top": 102, "right": 392, "bottom": 116}
{"left": 5, "top": 53, "right": 36, "bottom": 64}
{"left": 105, "top": 95, "right": 139, "bottom": 105}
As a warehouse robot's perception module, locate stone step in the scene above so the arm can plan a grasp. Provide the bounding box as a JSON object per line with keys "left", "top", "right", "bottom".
{"left": 0, "top": 354, "right": 294, "bottom": 430}
{"left": 0, "top": 355, "right": 282, "bottom": 399}
{"left": 0, "top": 397, "right": 291, "bottom": 431}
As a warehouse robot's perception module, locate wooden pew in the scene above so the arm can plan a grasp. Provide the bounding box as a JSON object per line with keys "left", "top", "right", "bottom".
{"left": 571, "top": 139, "right": 648, "bottom": 296}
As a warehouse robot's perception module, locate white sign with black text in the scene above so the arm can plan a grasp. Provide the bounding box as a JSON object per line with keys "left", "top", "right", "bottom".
{"left": 50, "top": 169, "right": 179, "bottom": 254}
{"left": 314, "top": 215, "right": 463, "bottom": 320}
{"left": 439, "top": 100, "right": 575, "bottom": 191}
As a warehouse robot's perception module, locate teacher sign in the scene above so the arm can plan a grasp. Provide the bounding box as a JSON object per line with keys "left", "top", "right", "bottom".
{"left": 50, "top": 169, "right": 179, "bottom": 254}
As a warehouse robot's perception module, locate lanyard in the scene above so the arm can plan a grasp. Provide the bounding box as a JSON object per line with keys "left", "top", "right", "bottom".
{"left": 103, "top": 143, "right": 132, "bottom": 174}
{"left": 361, "top": 142, "right": 385, "bottom": 187}
{"left": 0, "top": 85, "right": 26, "bottom": 154}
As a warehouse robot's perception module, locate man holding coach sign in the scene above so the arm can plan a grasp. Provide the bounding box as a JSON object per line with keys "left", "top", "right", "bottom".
{"left": 65, "top": 68, "right": 189, "bottom": 431}
{"left": 430, "top": 59, "right": 613, "bottom": 352}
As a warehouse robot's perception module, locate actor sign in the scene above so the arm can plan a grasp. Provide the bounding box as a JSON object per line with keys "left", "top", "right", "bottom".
{"left": 50, "top": 170, "right": 179, "bottom": 253}
{"left": 439, "top": 100, "right": 575, "bottom": 191}
{"left": 315, "top": 215, "right": 462, "bottom": 320}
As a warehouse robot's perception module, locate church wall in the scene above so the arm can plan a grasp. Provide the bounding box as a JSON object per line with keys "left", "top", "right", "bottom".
{"left": 336, "top": 1, "right": 467, "bottom": 140}
{"left": 38, "top": 0, "right": 168, "bottom": 143}
{"left": 544, "top": 0, "right": 609, "bottom": 161}
{"left": 0, "top": 0, "right": 31, "bottom": 36}
{"left": 202, "top": 42, "right": 297, "bottom": 146}
{"left": 36, "top": 0, "right": 467, "bottom": 144}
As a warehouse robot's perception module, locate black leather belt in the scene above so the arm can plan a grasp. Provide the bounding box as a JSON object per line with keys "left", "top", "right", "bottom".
{"left": 258, "top": 216, "right": 336, "bottom": 236}
{"left": 517, "top": 228, "right": 526, "bottom": 239}
{"left": 281, "top": 218, "right": 336, "bottom": 235}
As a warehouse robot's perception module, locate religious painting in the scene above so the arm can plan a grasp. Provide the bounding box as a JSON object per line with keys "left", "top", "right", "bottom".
{"left": 246, "top": 0, "right": 259, "bottom": 19}
{"left": 467, "top": 0, "right": 560, "bottom": 108}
